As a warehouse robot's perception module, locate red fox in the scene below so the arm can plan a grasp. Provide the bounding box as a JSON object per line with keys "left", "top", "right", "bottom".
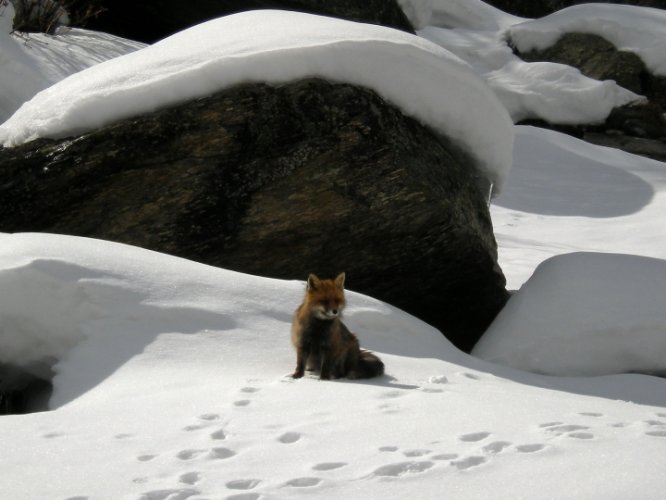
{"left": 291, "top": 272, "right": 384, "bottom": 380}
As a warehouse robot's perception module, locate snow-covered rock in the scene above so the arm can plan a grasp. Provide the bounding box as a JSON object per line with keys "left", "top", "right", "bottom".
{"left": 508, "top": 4, "right": 666, "bottom": 77}
{"left": 0, "top": 9, "right": 514, "bottom": 191}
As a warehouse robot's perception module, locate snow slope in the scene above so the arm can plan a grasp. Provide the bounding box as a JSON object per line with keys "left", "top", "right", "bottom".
{"left": 0, "top": 2, "right": 145, "bottom": 123}
{"left": 0, "top": 10, "right": 513, "bottom": 191}
{"left": 2, "top": 233, "right": 666, "bottom": 500}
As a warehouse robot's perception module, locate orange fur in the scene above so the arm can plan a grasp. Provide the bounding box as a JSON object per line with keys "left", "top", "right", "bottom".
{"left": 291, "top": 273, "right": 384, "bottom": 380}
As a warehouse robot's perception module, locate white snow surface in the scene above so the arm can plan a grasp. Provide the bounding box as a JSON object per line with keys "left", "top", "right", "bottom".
{"left": 0, "top": 4, "right": 145, "bottom": 123}
{"left": 3, "top": 2, "right": 666, "bottom": 497}
{"left": 473, "top": 252, "right": 666, "bottom": 376}
{"left": 509, "top": 3, "right": 666, "bottom": 76}
{"left": 399, "top": 0, "right": 524, "bottom": 30}
{"left": 0, "top": 9, "right": 513, "bottom": 190}
{"left": 3, "top": 233, "right": 666, "bottom": 500}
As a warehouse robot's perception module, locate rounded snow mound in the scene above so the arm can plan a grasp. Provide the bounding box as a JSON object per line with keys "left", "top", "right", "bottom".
{"left": 473, "top": 252, "right": 666, "bottom": 377}
{"left": 509, "top": 4, "right": 666, "bottom": 77}
{"left": 0, "top": 10, "right": 513, "bottom": 191}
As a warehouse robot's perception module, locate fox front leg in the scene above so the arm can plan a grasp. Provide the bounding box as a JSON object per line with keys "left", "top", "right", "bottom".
{"left": 319, "top": 347, "right": 333, "bottom": 380}
{"left": 292, "top": 345, "right": 310, "bottom": 379}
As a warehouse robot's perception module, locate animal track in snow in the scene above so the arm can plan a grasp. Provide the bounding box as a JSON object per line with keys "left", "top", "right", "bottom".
{"left": 516, "top": 444, "right": 547, "bottom": 453}
{"left": 568, "top": 432, "right": 594, "bottom": 440}
{"left": 233, "top": 400, "right": 251, "bottom": 407}
{"left": 482, "top": 441, "right": 511, "bottom": 454}
{"left": 379, "top": 446, "right": 399, "bottom": 452}
{"left": 210, "top": 429, "right": 227, "bottom": 440}
{"left": 278, "top": 432, "right": 301, "bottom": 444}
{"left": 227, "top": 494, "right": 260, "bottom": 500}
{"left": 241, "top": 387, "right": 260, "bottom": 394}
{"left": 372, "top": 461, "right": 434, "bottom": 477}
{"left": 208, "top": 447, "right": 236, "bottom": 460}
{"left": 183, "top": 425, "right": 205, "bottom": 432}
{"left": 403, "top": 449, "right": 431, "bottom": 457}
{"left": 459, "top": 432, "right": 491, "bottom": 442}
{"left": 379, "top": 390, "right": 405, "bottom": 399}
{"left": 199, "top": 413, "right": 220, "bottom": 421}
{"left": 226, "top": 479, "right": 261, "bottom": 490}
{"left": 579, "top": 412, "right": 603, "bottom": 417}
{"left": 539, "top": 422, "right": 563, "bottom": 428}
{"left": 451, "top": 456, "right": 486, "bottom": 470}
{"left": 179, "top": 472, "right": 201, "bottom": 485}
{"left": 284, "top": 477, "right": 322, "bottom": 487}
{"left": 432, "top": 453, "right": 459, "bottom": 461}
{"left": 137, "top": 454, "right": 156, "bottom": 462}
{"left": 43, "top": 432, "right": 64, "bottom": 439}
{"left": 313, "top": 462, "right": 347, "bottom": 471}
{"left": 544, "top": 424, "right": 589, "bottom": 435}
{"left": 138, "top": 488, "right": 199, "bottom": 500}
{"left": 646, "top": 430, "right": 666, "bottom": 437}
{"left": 114, "top": 433, "right": 134, "bottom": 440}
{"left": 177, "top": 449, "right": 207, "bottom": 461}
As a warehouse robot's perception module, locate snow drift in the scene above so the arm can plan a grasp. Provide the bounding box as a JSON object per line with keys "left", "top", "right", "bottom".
{"left": 474, "top": 252, "right": 666, "bottom": 376}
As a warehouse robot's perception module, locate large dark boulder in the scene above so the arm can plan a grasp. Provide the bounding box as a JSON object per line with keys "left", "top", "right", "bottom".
{"left": 484, "top": 0, "right": 665, "bottom": 18}
{"left": 82, "top": 0, "right": 413, "bottom": 43}
{"left": 0, "top": 79, "right": 508, "bottom": 353}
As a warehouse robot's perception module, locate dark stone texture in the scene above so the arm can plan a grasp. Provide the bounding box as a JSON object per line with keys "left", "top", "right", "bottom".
{"left": 84, "top": 0, "right": 413, "bottom": 43}
{"left": 484, "top": 0, "right": 665, "bottom": 19}
{"left": 0, "top": 79, "right": 507, "bottom": 353}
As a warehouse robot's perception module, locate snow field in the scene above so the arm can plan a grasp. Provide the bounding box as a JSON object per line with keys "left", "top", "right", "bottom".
{"left": 2, "top": 233, "right": 666, "bottom": 499}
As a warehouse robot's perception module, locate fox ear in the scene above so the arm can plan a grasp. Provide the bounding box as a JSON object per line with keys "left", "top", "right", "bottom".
{"left": 307, "top": 274, "right": 321, "bottom": 290}
{"left": 334, "top": 272, "right": 346, "bottom": 289}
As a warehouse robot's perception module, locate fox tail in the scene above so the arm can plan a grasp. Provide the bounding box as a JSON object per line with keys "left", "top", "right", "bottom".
{"left": 350, "top": 350, "right": 385, "bottom": 379}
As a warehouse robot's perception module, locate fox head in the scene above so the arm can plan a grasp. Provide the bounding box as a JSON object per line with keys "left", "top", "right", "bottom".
{"left": 305, "top": 272, "right": 346, "bottom": 320}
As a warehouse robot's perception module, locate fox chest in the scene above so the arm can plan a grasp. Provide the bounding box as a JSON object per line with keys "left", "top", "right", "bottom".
{"left": 299, "top": 318, "right": 336, "bottom": 349}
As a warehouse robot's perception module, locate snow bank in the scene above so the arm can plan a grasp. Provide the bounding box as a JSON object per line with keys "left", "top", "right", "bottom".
{"left": 398, "top": 0, "right": 524, "bottom": 31}
{"left": 474, "top": 252, "right": 666, "bottom": 376}
{"left": 0, "top": 1, "right": 145, "bottom": 123}
{"left": 0, "top": 232, "right": 456, "bottom": 408}
{"left": 485, "top": 60, "right": 642, "bottom": 124}
{"left": 509, "top": 4, "right": 666, "bottom": 76}
{"left": 0, "top": 10, "right": 513, "bottom": 191}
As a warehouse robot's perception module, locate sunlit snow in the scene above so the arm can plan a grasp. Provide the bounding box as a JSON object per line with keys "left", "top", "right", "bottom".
{"left": 2, "top": 1, "right": 666, "bottom": 499}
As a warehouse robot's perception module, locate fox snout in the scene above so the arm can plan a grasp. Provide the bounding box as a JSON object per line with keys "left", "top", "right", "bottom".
{"left": 314, "top": 305, "right": 341, "bottom": 320}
